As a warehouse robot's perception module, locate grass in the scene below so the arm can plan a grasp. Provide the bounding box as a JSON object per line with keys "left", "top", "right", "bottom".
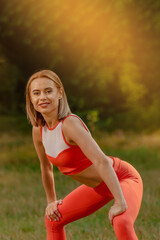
{"left": 0, "top": 117, "right": 160, "bottom": 239}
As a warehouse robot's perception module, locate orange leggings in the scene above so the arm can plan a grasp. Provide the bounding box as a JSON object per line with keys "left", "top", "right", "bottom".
{"left": 45, "top": 158, "right": 143, "bottom": 240}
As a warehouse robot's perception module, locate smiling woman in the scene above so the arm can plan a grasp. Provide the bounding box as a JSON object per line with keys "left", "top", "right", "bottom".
{"left": 25, "top": 69, "right": 143, "bottom": 240}
{"left": 30, "top": 78, "right": 62, "bottom": 127}
{"left": 26, "top": 70, "right": 71, "bottom": 127}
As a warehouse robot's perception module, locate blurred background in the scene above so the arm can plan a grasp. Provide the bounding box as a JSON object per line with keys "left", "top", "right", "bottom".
{"left": 0, "top": 1, "right": 160, "bottom": 239}
{"left": 0, "top": 0, "right": 160, "bottom": 131}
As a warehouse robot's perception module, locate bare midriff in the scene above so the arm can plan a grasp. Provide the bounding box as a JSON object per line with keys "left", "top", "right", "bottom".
{"left": 69, "top": 156, "right": 113, "bottom": 188}
{"left": 65, "top": 134, "right": 114, "bottom": 188}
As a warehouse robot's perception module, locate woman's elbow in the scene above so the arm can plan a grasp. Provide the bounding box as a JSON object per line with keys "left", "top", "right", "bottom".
{"left": 94, "top": 156, "right": 110, "bottom": 168}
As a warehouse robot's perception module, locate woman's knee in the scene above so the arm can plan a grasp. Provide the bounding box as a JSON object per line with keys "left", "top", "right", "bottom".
{"left": 113, "top": 214, "right": 132, "bottom": 232}
{"left": 113, "top": 214, "right": 138, "bottom": 240}
{"left": 45, "top": 214, "right": 64, "bottom": 231}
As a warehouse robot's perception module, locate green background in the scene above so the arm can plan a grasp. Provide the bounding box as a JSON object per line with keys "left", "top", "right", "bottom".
{"left": 0, "top": 0, "right": 160, "bottom": 131}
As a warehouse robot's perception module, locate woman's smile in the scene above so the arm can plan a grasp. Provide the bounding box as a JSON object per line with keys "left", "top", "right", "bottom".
{"left": 39, "top": 102, "right": 50, "bottom": 108}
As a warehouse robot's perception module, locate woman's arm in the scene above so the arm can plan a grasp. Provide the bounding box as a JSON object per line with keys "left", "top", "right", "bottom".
{"left": 62, "top": 116, "right": 127, "bottom": 223}
{"left": 32, "top": 126, "right": 56, "bottom": 203}
{"left": 32, "top": 126, "right": 62, "bottom": 221}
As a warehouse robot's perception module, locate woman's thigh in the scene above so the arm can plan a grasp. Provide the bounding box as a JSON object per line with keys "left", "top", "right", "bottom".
{"left": 56, "top": 183, "right": 113, "bottom": 226}
{"left": 46, "top": 176, "right": 143, "bottom": 228}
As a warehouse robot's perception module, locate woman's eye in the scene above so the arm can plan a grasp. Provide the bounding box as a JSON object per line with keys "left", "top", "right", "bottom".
{"left": 33, "top": 92, "right": 39, "bottom": 95}
{"left": 46, "top": 90, "right": 52, "bottom": 93}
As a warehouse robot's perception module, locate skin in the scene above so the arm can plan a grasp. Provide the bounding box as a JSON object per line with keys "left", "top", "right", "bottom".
{"left": 30, "top": 78, "right": 127, "bottom": 226}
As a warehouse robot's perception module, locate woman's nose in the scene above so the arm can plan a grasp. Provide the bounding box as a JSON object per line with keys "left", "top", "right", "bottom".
{"left": 40, "top": 92, "right": 47, "bottom": 100}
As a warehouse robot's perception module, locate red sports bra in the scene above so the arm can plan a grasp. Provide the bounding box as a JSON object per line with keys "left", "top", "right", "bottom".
{"left": 40, "top": 114, "right": 93, "bottom": 175}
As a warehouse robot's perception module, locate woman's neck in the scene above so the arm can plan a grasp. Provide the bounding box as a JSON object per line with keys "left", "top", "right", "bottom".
{"left": 42, "top": 110, "right": 59, "bottom": 129}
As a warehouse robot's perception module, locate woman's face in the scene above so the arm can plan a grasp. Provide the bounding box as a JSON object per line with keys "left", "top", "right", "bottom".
{"left": 30, "top": 77, "right": 62, "bottom": 115}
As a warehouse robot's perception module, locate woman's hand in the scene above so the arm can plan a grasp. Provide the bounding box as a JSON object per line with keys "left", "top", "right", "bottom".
{"left": 45, "top": 199, "right": 63, "bottom": 222}
{"left": 108, "top": 201, "right": 128, "bottom": 225}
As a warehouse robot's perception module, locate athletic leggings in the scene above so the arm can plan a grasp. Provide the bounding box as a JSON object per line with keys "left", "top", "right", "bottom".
{"left": 45, "top": 157, "right": 143, "bottom": 240}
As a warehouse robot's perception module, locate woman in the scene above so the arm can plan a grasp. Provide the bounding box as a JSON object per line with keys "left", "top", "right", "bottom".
{"left": 26, "top": 70, "right": 143, "bottom": 240}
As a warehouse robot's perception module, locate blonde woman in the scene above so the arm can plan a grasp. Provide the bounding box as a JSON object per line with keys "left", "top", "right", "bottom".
{"left": 26, "top": 70, "right": 143, "bottom": 240}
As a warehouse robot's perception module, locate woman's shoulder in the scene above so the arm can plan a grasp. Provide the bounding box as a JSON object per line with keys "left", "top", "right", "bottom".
{"left": 62, "top": 113, "right": 90, "bottom": 133}
{"left": 62, "top": 113, "right": 79, "bottom": 121}
{"left": 62, "top": 113, "right": 84, "bottom": 126}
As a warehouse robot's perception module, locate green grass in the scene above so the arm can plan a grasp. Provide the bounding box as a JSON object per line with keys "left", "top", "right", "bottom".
{"left": 0, "top": 117, "right": 160, "bottom": 239}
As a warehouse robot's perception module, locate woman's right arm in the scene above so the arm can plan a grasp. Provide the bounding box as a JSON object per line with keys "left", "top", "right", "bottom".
{"left": 32, "top": 126, "right": 62, "bottom": 221}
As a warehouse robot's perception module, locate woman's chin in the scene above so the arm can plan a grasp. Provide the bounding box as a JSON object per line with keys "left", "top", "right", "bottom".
{"left": 38, "top": 108, "right": 50, "bottom": 114}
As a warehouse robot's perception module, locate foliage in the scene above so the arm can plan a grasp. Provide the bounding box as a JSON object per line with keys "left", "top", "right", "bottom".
{"left": 0, "top": 0, "right": 160, "bottom": 130}
{"left": 0, "top": 46, "right": 24, "bottom": 113}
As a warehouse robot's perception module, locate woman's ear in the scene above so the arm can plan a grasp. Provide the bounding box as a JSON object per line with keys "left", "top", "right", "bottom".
{"left": 59, "top": 88, "right": 63, "bottom": 99}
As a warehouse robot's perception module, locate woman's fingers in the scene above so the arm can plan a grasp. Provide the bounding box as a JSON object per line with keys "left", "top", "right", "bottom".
{"left": 54, "top": 209, "right": 61, "bottom": 218}
{"left": 48, "top": 210, "right": 59, "bottom": 221}
{"left": 108, "top": 208, "right": 114, "bottom": 225}
{"left": 46, "top": 200, "right": 63, "bottom": 221}
{"left": 108, "top": 202, "right": 128, "bottom": 225}
{"left": 46, "top": 211, "right": 58, "bottom": 221}
{"left": 56, "top": 200, "right": 63, "bottom": 217}
{"left": 51, "top": 210, "right": 60, "bottom": 221}
{"left": 52, "top": 200, "right": 62, "bottom": 219}
{"left": 46, "top": 213, "right": 52, "bottom": 222}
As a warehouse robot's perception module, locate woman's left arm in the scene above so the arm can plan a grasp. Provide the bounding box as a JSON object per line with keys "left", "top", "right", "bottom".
{"left": 62, "top": 116, "right": 128, "bottom": 223}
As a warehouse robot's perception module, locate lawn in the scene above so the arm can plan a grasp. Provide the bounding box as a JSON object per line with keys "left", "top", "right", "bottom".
{"left": 0, "top": 116, "right": 160, "bottom": 239}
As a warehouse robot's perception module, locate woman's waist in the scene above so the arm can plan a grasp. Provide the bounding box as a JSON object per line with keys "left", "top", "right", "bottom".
{"left": 70, "top": 175, "right": 102, "bottom": 188}
{"left": 68, "top": 156, "right": 114, "bottom": 187}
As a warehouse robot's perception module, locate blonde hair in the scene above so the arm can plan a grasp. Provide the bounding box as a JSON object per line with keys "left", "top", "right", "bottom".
{"left": 26, "top": 70, "right": 71, "bottom": 126}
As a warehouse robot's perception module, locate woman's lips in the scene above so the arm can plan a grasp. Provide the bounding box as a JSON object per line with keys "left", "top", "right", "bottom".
{"left": 39, "top": 103, "right": 50, "bottom": 108}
